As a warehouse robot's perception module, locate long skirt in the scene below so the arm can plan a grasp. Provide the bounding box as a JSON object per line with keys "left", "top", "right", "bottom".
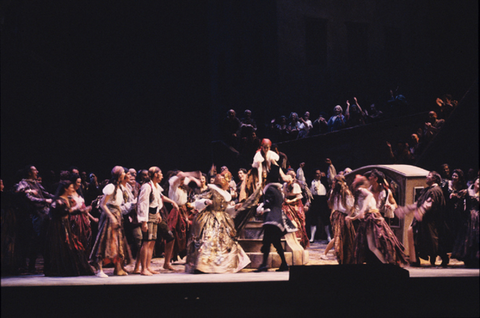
{"left": 185, "top": 210, "right": 250, "bottom": 273}
{"left": 452, "top": 208, "right": 479, "bottom": 266}
{"left": 330, "top": 210, "right": 356, "bottom": 264}
{"left": 353, "top": 212, "right": 407, "bottom": 266}
{"left": 167, "top": 205, "right": 189, "bottom": 261}
{"left": 44, "top": 216, "right": 94, "bottom": 277}
{"left": 283, "top": 201, "right": 309, "bottom": 249}
{"left": 89, "top": 205, "right": 132, "bottom": 266}
{"left": 70, "top": 213, "right": 92, "bottom": 254}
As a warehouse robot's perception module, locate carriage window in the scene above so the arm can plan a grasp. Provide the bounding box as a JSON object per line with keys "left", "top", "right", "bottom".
{"left": 387, "top": 178, "right": 400, "bottom": 228}
{"left": 414, "top": 187, "right": 424, "bottom": 201}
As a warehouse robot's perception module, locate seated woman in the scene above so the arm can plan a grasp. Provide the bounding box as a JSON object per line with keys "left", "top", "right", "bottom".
{"left": 185, "top": 170, "right": 250, "bottom": 273}
{"left": 44, "top": 180, "right": 95, "bottom": 277}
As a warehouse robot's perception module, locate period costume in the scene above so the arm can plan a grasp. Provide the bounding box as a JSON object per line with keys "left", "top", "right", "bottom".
{"left": 411, "top": 183, "right": 449, "bottom": 264}
{"left": 452, "top": 184, "right": 479, "bottom": 267}
{"left": 252, "top": 149, "right": 280, "bottom": 186}
{"left": 282, "top": 181, "right": 309, "bottom": 249}
{"left": 309, "top": 178, "right": 330, "bottom": 238}
{"left": 329, "top": 194, "right": 356, "bottom": 264}
{"left": 256, "top": 183, "right": 297, "bottom": 271}
{"left": 44, "top": 197, "right": 94, "bottom": 276}
{"left": 69, "top": 192, "right": 93, "bottom": 254}
{"left": 185, "top": 184, "right": 250, "bottom": 273}
{"left": 14, "top": 178, "right": 54, "bottom": 271}
{"left": 370, "top": 185, "right": 396, "bottom": 220}
{"left": 442, "top": 181, "right": 466, "bottom": 250}
{"left": 168, "top": 175, "right": 194, "bottom": 261}
{"left": 353, "top": 188, "right": 407, "bottom": 266}
{"left": 89, "top": 183, "right": 132, "bottom": 267}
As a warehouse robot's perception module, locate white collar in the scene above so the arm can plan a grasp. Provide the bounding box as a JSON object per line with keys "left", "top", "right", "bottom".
{"left": 208, "top": 184, "right": 231, "bottom": 201}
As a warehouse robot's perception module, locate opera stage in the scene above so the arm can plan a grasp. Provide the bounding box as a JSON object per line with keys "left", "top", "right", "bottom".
{"left": 2, "top": 242, "right": 478, "bottom": 317}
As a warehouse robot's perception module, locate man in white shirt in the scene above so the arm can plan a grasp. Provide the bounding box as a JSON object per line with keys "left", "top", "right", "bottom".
{"left": 296, "top": 162, "right": 306, "bottom": 183}
{"left": 136, "top": 167, "right": 178, "bottom": 275}
{"left": 309, "top": 170, "right": 330, "bottom": 242}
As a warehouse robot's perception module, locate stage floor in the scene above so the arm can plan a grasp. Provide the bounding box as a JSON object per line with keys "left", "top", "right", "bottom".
{"left": 2, "top": 242, "right": 478, "bottom": 287}
{"left": 2, "top": 241, "right": 479, "bottom": 318}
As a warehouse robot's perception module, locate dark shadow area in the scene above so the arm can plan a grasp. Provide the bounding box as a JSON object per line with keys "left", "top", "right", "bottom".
{"left": 3, "top": 266, "right": 478, "bottom": 317}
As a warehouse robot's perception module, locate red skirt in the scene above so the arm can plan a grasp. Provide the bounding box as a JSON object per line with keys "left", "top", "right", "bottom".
{"left": 282, "top": 200, "right": 309, "bottom": 249}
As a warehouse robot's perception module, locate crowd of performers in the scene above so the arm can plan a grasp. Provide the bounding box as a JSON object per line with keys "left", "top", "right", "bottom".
{"left": 1, "top": 139, "right": 479, "bottom": 277}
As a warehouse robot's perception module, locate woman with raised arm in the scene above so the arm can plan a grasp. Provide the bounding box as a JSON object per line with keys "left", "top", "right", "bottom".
{"left": 185, "top": 170, "right": 250, "bottom": 273}
{"left": 320, "top": 175, "right": 356, "bottom": 264}
{"left": 347, "top": 175, "right": 407, "bottom": 266}
{"left": 367, "top": 169, "right": 397, "bottom": 226}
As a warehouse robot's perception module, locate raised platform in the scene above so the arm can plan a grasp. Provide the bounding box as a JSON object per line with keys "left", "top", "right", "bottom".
{"left": 239, "top": 219, "right": 309, "bottom": 268}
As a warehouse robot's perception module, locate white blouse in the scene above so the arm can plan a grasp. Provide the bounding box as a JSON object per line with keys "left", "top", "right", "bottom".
{"left": 102, "top": 183, "right": 124, "bottom": 207}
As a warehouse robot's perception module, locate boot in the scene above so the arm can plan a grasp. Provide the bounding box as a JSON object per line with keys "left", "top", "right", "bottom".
{"left": 255, "top": 264, "right": 268, "bottom": 272}
{"left": 255, "top": 252, "right": 269, "bottom": 272}
{"left": 276, "top": 263, "right": 289, "bottom": 272}
{"left": 440, "top": 254, "right": 449, "bottom": 268}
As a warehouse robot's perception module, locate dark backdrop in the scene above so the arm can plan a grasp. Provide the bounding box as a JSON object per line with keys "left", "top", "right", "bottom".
{"left": 1, "top": 2, "right": 211, "bottom": 183}
{"left": 1, "top": 1, "right": 478, "bottom": 186}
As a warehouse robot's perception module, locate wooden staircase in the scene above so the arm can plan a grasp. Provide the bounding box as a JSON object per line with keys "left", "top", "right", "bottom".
{"left": 238, "top": 217, "right": 308, "bottom": 269}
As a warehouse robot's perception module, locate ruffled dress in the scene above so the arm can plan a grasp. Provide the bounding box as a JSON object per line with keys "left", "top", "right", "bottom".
{"left": 329, "top": 194, "right": 356, "bottom": 264}
{"left": 452, "top": 187, "right": 479, "bottom": 267}
{"left": 69, "top": 193, "right": 92, "bottom": 254}
{"left": 353, "top": 189, "right": 407, "bottom": 266}
{"left": 185, "top": 184, "right": 250, "bottom": 273}
{"left": 282, "top": 182, "right": 309, "bottom": 249}
{"left": 89, "top": 184, "right": 132, "bottom": 266}
{"left": 44, "top": 197, "right": 94, "bottom": 276}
